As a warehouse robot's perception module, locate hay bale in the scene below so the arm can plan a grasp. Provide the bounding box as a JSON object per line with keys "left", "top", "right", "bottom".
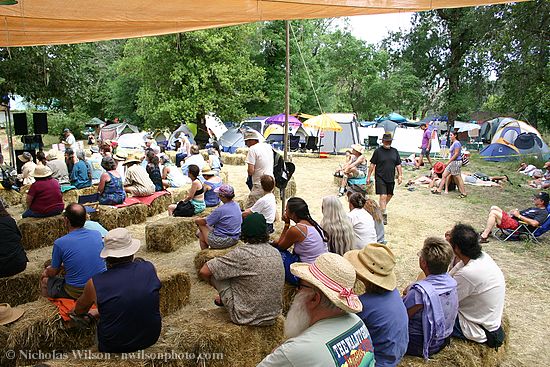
{"left": 0, "top": 189, "right": 22, "bottom": 206}
{"left": 18, "top": 215, "right": 68, "bottom": 250}
{"left": 282, "top": 283, "right": 296, "bottom": 316}
{"left": 165, "top": 150, "right": 177, "bottom": 162}
{"left": 0, "top": 298, "right": 96, "bottom": 367}
{"left": 0, "top": 269, "right": 41, "bottom": 306}
{"left": 221, "top": 153, "right": 246, "bottom": 166}
{"left": 166, "top": 185, "right": 191, "bottom": 203}
{"left": 158, "top": 270, "right": 191, "bottom": 316}
{"left": 234, "top": 196, "right": 246, "bottom": 211}
{"left": 90, "top": 204, "right": 148, "bottom": 230}
{"left": 200, "top": 149, "right": 210, "bottom": 161}
{"left": 163, "top": 308, "right": 285, "bottom": 367}
{"left": 193, "top": 244, "right": 241, "bottom": 274}
{"left": 398, "top": 315, "right": 510, "bottom": 367}
{"left": 61, "top": 185, "right": 99, "bottom": 205}
{"left": 219, "top": 169, "right": 229, "bottom": 183}
{"left": 235, "top": 147, "right": 249, "bottom": 155}
{"left": 146, "top": 216, "right": 199, "bottom": 252}
{"left": 274, "top": 177, "right": 297, "bottom": 201}
{"left": 147, "top": 193, "right": 172, "bottom": 217}
{"left": 19, "top": 184, "right": 31, "bottom": 208}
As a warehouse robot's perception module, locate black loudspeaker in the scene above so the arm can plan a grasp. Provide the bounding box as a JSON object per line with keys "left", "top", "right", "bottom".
{"left": 14, "top": 149, "right": 36, "bottom": 174}
{"left": 33, "top": 112, "right": 48, "bottom": 134}
{"left": 13, "top": 113, "right": 28, "bottom": 135}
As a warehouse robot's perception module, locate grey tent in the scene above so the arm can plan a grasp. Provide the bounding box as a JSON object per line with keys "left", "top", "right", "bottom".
{"left": 99, "top": 122, "right": 140, "bottom": 141}
{"left": 167, "top": 124, "right": 196, "bottom": 149}
{"left": 219, "top": 127, "right": 245, "bottom": 153}
{"left": 318, "top": 113, "right": 360, "bottom": 153}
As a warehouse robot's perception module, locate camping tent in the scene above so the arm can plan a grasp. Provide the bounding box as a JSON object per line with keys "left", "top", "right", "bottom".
{"left": 480, "top": 139, "right": 521, "bottom": 162}
{"left": 480, "top": 132, "right": 550, "bottom": 162}
{"left": 264, "top": 124, "right": 311, "bottom": 142}
{"left": 375, "top": 120, "right": 399, "bottom": 134}
{"left": 117, "top": 132, "right": 147, "bottom": 149}
{"left": 491, "top": 119, "right": 541, "bottom": 145}
{"left": 392, "top": 127, "right": 441, "bottom": 155}
{"left": 314, "top": 113, "right": 360, "bottom": 153}
{"left": 219, "top": 127, "right": 245, "bottom": 153}
{"left": 514, "top": 133, "right": 550, "bottom": 159}
{"left": 479, "top": 117, "right": 516, "bottom": 142}
{"left": 240, "top": 117, "right": 269, "bottom": 135}
{"left": 167, "top": 124, "right": 196, "bottom": 150}
{"left": 99, "top": 122, "right": 140, "bottom": 141}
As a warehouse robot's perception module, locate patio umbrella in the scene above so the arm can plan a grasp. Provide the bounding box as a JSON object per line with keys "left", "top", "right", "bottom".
{"left": 266, "top": 113, "right": 301, "bottom": 126}
{"left": 375, "top": 119, "right": 398, "bottom": 133}
{"left": 303, "top": 114, "right": 342, "bottom": 132}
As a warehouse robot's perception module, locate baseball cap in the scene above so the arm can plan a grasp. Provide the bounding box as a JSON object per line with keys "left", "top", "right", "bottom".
{"left": 214, "top": 184, "right": 235, "bottom": 198}
{"left": 534, "top": 192, "right": 549, "bottom": 205}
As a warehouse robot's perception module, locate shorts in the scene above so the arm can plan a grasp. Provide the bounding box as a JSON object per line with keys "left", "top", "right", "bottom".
{"left": 446, "top": 161, "right": 462, "bottom": 176}
{"left": 497, "top": 211, "right": 519, "bottom": 230}
{"left": 207, "top": 232, "right": 238, "bottom": 249}
{"left": 47, "top": 276, "right": 78, "bottom": 299}
{"left": 375, "top": 179, "right": 395, "bottom": 195}
{"left": 348, "top": 170, "right": 366, "bottom": 179}
{"left": 421, "top": 147, "right": 431, "bottom": 156}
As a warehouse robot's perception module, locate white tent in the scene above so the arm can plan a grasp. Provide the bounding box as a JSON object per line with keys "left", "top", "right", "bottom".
{"left": 392, "top": 127, "right": 441, "bottom": 155}
{"left": 117, "top": 132, "right": 148, "bottom": 149}
{"left": 99, "top": 122, "right": 140, "bottom": 141}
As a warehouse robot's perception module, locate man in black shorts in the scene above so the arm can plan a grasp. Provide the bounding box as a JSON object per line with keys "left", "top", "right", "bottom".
{"left": 367, "top": 133, "right": 403, "bottom": 225}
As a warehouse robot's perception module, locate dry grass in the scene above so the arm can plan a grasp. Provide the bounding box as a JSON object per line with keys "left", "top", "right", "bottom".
{"left": 235, "top": 147, "right": 248, "bottom": 155}
{"left": 0, "top": 188, "right": 22, "bottom": 206}
{"left": 18, "top": 215, "right": 68, "bottom": 250}
{"left": 146, "top": 216, "right": 200, "bottom": 252}
{"left": 61, "top": 185, "right": 99, "bottom": 205}
{"left": 193, "top": 244, "right": 241, "bottom": 275}
{"left": 220, "top": 153, "right": 246, "bottom": 166}
{"left": 147, "top": 193, "right": 172, "bottom": 217}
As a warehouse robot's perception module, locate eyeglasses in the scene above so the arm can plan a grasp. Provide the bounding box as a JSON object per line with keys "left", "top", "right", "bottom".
{"left": 296, "top": 283, "right": 314, "bottom": 291}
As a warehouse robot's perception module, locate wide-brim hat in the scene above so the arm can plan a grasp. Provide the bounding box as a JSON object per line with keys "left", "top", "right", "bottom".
{"left": 90, "top": 146, "right": 100, "bottom": 154}
{"left": 351, "top": 144, "right": 365, "bottom": 154}
{"left": 0, "top": 303, "right": 25, "bottom": 326}
{"left": 290, "top": 253, "right": 362, "bottom": 313}
{"left": 433, "top": 161, "right": 446, "bottom": 174}
{"left": 101, "top": 228, "right": 141, "bottom": 258}
{"left": 46, "top": 149, "right": 59, "bottom": 161}
{"left": 122, "top": 153, "right": 141, "bottom": 165}
{"left": 344, "top": 243, "right": 397, "bottom": 291}
{"left": 243, "top": 130, "right": 264, "bottom": 141}
{"left": 202, "top": 164, "right": 216, "bottom": 176}
{"left": 113, "top": 152, "right": 127, "bottom": 161}
{"left": 32, "top": 165, "right": 53, "bottom": 178}
{"left": 18, "top": 152, "right": 32, "bottom": 162}
{"left": 382, "top": 133, "right": 393, "bottom": 142}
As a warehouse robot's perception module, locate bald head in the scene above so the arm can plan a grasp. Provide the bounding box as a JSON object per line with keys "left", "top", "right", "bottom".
{"left": 64, "top": 203, "right": 87, "bottom": 228}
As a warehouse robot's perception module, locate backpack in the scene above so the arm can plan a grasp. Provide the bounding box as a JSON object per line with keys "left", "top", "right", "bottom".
{"left": 0, "top": 165, "right": 16, "bottom": 190}
{"left": 172, "top": 200, "right": 195, "bottom": 217}
{"left": 272, "top": 149, "right": 295, "bottom": 190}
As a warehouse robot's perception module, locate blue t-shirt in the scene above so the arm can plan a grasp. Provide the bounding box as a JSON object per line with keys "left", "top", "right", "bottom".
{"left": 51, "top": 228, "right": 106, "bottom": 288}
{"left": 357, "top": 288, "right": 409, "bottom": 367}
{"left": 84, "top": 220, "right": 108, "bottom": 237}
{"left": 449, "top": 141, "right": 462, "bottom": 161}
{"left": 70, "top": 160, "right": 92, "bottom": 188}
{"left": 206, "top": 201, "right": 242, "bottom": 239}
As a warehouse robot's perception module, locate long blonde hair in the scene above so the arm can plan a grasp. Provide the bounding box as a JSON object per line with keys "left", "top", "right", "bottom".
{"left": 364, "top": 198, "right": 383, "bottom": 223}
{"left": 321, "top": 196, "right": 356, "bottom": 255}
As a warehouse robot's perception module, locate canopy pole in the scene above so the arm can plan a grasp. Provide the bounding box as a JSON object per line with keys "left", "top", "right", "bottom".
{"left": 281, "top": 20, "right": 290, "bottom": 216}
{"left": 4, "top": 97, "right": 15, "bottom": 166}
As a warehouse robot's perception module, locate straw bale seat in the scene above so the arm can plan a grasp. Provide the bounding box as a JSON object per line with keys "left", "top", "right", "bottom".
{"left": 147, "top": 193, "right": 172, "bottom": 217}
{"left": 0, "top": 266, "right": 42, "bottom": 306}
{"left": 193, "top": 243, "right": 242, "bottom": 274}
{"left": 221, "top": 153, "right": 246, "bottom": 165}
{"left": 18, "top": 184, "right": 31, "bottom": 207}
{"left": 282, "top": 283, "right": 296, "bottom": 315}
{"left": 18, "top": 215, "right": 68, "bottom": 250}
{"left": 0, "top": 188, "right": 22, "bottom": 206}
{"left": 235, "top": 147, "right": 249, "bottom": 155}
{"left": 166, "top": 185, "right": 190, "bottom": 203}
{"left": 61, "top": 185, "right": 99, "bottom": 204}
{"left": 219, "top": 169, "right": 228, "bottom": 183}
{"left": 146, "top": 217, "right": 201, "bottom": 252}
{"left": 89, "top": 204, "right": 148, "bottom": 230}
{"left": 158, "top": 269, "right": 191, "bottom": 316}
{"left": 398, "top": 314, "right": 510, "bottom": 367}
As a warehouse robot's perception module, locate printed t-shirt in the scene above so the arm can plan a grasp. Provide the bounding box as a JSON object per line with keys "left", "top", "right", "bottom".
{"left": 251, "top": 192, "right": 276, "bottom": 224}
{"left": 206, "top": 201, "right": 242, "bottom": 239}
{"left": 518, "top": 207, "right": 548, "bottom": 230}
{"left": 27, "top": 178, "right": 64, "bottom": 214}
{"left": 207, "top": 243, "right": 284, "bottom": 325}
{"left": 370, "top": 147, "right": 401, "bottom": 183}
{"left": 257, "top": 313, "right": 375, "bottom": 367}
{"left": 51, "top": 228, "right": 106, "bottom": 288}
{"left": 245, "top": 142, "right": 274, "bottom": 185}
{"left": 449, "top": 252, "right": 505, "bottom": 343}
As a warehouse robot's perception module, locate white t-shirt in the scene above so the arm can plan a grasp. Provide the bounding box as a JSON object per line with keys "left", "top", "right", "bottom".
{"left": 246, "top": 142, "right": 274, "bottom": 185}
{"left": 449, "top": 251, "right": 505, "bottom": 342}
{"left": 65, "top": 133, "right": 78, "bottom": 151}
{"left": 184, "top": 154, "right": 206, "bottom": 171}
{"left": 257, "top": 313, "right": 375, "bottom": 367}
{"left": 251, "top": 192, "right": 276, "bottom": 224}
{"left": 347, "top": 208, "right": 377, "bottom": 249}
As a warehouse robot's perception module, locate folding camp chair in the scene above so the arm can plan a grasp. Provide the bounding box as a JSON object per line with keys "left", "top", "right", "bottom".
{"left": 305, "top": 136, "right": 323, "bottom": 153}
{"left": 365, "top": 136, "right": 379, "bottom": 150}
{"left": 289, "top": 135, "right": 300, "bottom": 152}
{"left": 496, "top": 213, "right": 550, "bottom": 243}
{"left": 78, "top": 193, "right": 100, "bottom": 214}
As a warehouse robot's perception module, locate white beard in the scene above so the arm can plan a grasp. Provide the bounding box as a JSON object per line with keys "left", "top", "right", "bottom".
{"left": 284, "top": 290, "right": 312, "bottom": 339}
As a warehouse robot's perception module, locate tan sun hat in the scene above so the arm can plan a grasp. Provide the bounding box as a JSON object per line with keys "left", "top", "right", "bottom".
{"left": 32, "top": 165, "right": 53, "bottom": 178}
{"left": 113, "top": 151, "right": 127, "bottom": 161}
{"left": 290, "top": 253, "right": 362, "bottom": 313}
{"left": 202, "top": 164, "right": 215, "bottom": 176}
{"left": 45, "top": 149, "right": 59, "bottom": 161}
{"left": 100, "top": 228, "right": 141, "bottom": 258}
{"left": 17, "top": 151, "right": 32, "bottom": 163}
{"left": 344, "top": 243, "right": 397, "bottom": 291}
{"left": 122, "top": 153, "right": 141, "bottom": 166}
{"left": 0, "top": 303, "right": 25, "bottom": 326}
{"left": 351, "top": 144, "right": 365, "bottom": 154}
{"left": 243, "top": 130, "right": 264, "bottom": 141}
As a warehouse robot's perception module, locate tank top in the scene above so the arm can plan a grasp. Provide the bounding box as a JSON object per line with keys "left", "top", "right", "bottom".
{"left": 147, "top": 163, "right": 163, "bottom": 192}
{"left": 294, "top": 224, "right": 328, "bottom": 263}
{"left": 99, "top": 172, "right": 126, "bottom": 205}
{"left": 204, "top": 180, "right": 222, "bottom": 207}
{"left": 93, "top": 260, "right": 161, "bottom": 353}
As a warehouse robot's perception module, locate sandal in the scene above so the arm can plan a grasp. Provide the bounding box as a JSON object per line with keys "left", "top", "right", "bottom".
{"left": 459, "top": 194, "right": 467, "bottom": 199}
{"left": 214, "top": 297, "right": 224, "bottom": 307}
{"left": 432, "top": 190, "right": 441, "bottom": 195}
{"left": 479, "top": 235, "right": 489, "bottom": 243}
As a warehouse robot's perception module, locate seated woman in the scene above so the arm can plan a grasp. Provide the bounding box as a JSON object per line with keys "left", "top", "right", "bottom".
{"left": 145, "top": 154, "right": 163, "bottom": 192}
{"left": 407, "top": 161, "right": 446, "bottom": 189}
{"left": 403, "top": 237, "right": 458, "bottom": 359}
{"left": 22, "top": 165, "right": 64, "bottom": 218}
{"left": 168, "top": 164, "right": 206, "bottom": 216}
{"left": 338, "top": 144, "right": 367, "bottom": 196}
{"left": 202, "top": 165, "right": 223, "bottom": 207}
{"left": 181, "top": 145, "right": 205, "bottom": 176}
{"left": 272, "top": 197, "right": 328, "bottom": 285}
{"left": 160, "top": 155, "right": 189, "bottom": 189}
{"left": 320, "top": 195, "right": 355, "bottom": 255}
{"left": 365, "top": 198, "right": 385, "bottom": 244}
{"left": 17, "top": 152, "right": 36, "bottom": 187}
{"left": 36, "top": 150, "right": 47, "bottom": 166}
{"left": 70, "top": 150, "right": 92, "bottom": 189}
{"left": 98, "top": 156, "right": 126, "bottom": 205}
{"left": 347, "top": 192, "right": 377, "bottom": 249}
{"left": 334, "top": 149, "right": 353, "bottom": 178}
{"left": 0, "top": 198, "right": 28, "bottom": 277}
{"left": 207, "top": 142, "right": 223, "bottom": 175}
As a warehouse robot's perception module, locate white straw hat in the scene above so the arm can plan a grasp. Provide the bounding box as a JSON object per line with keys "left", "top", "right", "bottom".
{"left": 0, "top": 303, "right": 25, "bottom": 326}
{"left": 100, "top": 228, "right": 141, "bottom": 258}
{"left": 32, "top": 165, "right": 53, "bottom": 178}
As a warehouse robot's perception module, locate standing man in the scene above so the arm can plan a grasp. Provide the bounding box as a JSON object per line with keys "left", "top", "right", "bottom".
{"left": 244, "top": 130, "right": 273, "bottom": 208}
{"left": 415, "top": 123, "right": 433, "bottom": 169}
{"left": 367, "top": 133, "right": 403, "bottom": 225}
{"left": 62, "top": 128, "right": 78, "bottom": 151}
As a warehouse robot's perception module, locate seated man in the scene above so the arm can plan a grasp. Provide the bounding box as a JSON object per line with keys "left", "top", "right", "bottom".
{"left": 242, "top": 175, "right": 276, "bottom": 234}
{"left": 73, "top": 228, "right": 161, "bottom": 353}
{"left": 345, "top": 243, "right": 408, "bottom": 366}
{"left": 449, "top": 223, "right": 506, "bottom": 348}
{"left": 257, "top": 253, "right": 375, "bottom": 366}
{"left": 195, "top": 184, "right": 242, "bottom": 250}
{"left": 40, "top": 203, "right": 106, "bottom": 300}
{"left": 122, "top": 154, "right": 155, "bottom": 197}
{"left": 199, "top": 213, "right": 284, "bottom": 326}
{"left": 479, "top": 191, "right": 549, "bottom": 242}
{"left": 402, "top": 237, "right": 458, "bottom": 359}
